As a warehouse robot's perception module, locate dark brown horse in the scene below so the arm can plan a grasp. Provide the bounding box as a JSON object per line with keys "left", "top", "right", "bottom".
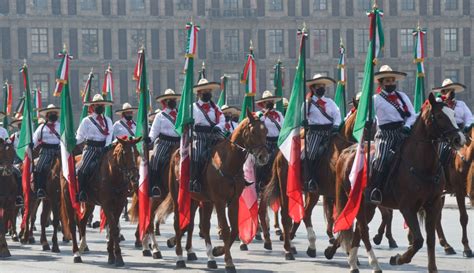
{"left": 157, "top": 109, "right": 269, "bottom": 273}
{"left": 60, "top": 137, "right": 140, "bottom": 266}
{"left": 334, "top": 93, "right": 465, "bottom": 273}
{"left": 0, "top": 139, "right": 17, "bottom": 258}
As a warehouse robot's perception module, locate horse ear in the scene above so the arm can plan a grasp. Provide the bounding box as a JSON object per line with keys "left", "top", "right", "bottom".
{"left": 116, "top": 137, "right": 126, "bottom": 145}
{"left": 428, "top": 92, "right": 437, "bottom": 106}
{"left": 134, "top": 136, "right": 143, "bottom": 145}
{"left": 246, "top": 108, "right": 254, "bottom": 121}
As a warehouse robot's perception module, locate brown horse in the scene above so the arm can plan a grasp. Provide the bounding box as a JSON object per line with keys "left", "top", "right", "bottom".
{"left": 157, "top": 109, "right": 269, "bottom": 273}
{"left": 434, "top": 126, "right": 474, "bottom": 257}
{"left": 60, "top": 137, "right": 140, "bottom": 266}
{"left": 334, "top": 93, "right": 465, "bottom": 273}
{"left": 0, "top": 139, "right": 17, "bottom": 258}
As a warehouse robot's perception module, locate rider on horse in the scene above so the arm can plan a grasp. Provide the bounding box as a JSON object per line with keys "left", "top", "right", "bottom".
{"left": 433, "top": 79, "right": 473, "bottom": 166}
{"left": 367, "top": 65, "right": 416, "bottom": 204}
{"left": 113, "top": 103, "right": 137, "bottom": 139}
{"left": 303, "top": 74, "right": 341, "bottom": 192}
{"left": 148, "top": 89, "right": 181, "bottom": 197}
{"left": 222, "top": 105, "right": 240, "bottom": 135}
{"left": 76, "top": 94, "right": 113, "bottom": 202}
{"left": 32, "top": 104, "right": 61, "bottom": 199}
{"left": 0, "top": 112, "right": 8, "bottom": 140}
{"left": 190, "top": 78, "right": 225, "bottom": 193}
{"left": 255, "top": 91, "right": 284, "bottom": 191}
{"left": 9, "top": 117, "right": 24, "bottom": 206}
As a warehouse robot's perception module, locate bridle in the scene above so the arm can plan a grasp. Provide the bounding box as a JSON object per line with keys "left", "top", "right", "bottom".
{"left": 114, "top": 144, "right": 139, "bottom": 189}
{"left": 429, "top": 108, "right": 460, "bottom": 144}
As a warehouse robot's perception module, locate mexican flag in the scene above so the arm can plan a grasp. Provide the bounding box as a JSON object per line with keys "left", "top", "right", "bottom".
{"left": 102, "top": 65, "right": 114, "bottom": 119}
{"left": 80, "top": 70, "right": 94, "bottom": 121}
{"left": 413, "top": 25, "right": 426, "bottom": 113}
{"left": 334, "top": 6, "right": 383, "bottom": 232}
{"left": 175, "top": 22, "right": 199, "bottom": 231}
{"left": 273, "top": 60, "right": 284, "bottom": 113}
{"left": 277, "top": 27, "right": 307, "bottom": 223}
{"left": 239, "top": 48, "right": 256, "bottom": 122}
{"left": 134, "top": 48, "right": 151, "bottom": 240}
{"left": 17, "top": 63, "right": 34, "bottom": 229}
{"left": 217, "top": 75, "right": 228, "bottom": 108}
{"left": 55, "top": 48, "right": 82, "bottom": 218}
{"left": 2, "top": 81, "right": 12, "bottom": 131}
{"left": 334, "top": 40, "right": 347, "bottom": 119}
{"left": 239, "top": 154, "right": 258, "bottom": 244}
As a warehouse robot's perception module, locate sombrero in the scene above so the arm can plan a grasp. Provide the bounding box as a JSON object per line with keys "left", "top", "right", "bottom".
{"left": 432, "top": 78, "right": 465, "bottom": 93}
{"left": 38, "top": 104, "right": 60, "bottom": 116}
{"left": 148, "top": 109, "right": 160, "bottom": 121}
{"left": 255, "top": 90, "right": 282, "bottom": 105}
{"left": 193, "top": 78, "right": 220, "bottom": 94}
{"left": 156, "top": 89, "right": 181, "bottom": 102}
{"left": 9, "top": 117, "right": 22, "bottom": 128}
{"left": 84, "top": 94, "right": 113, "bottom": 106}
{"left": 282, "top": 97, "right": 289, "bottom": 108}
{"left": 374, "top": 65, "right": 407, "bottom": 82}
{"left": 221, "top": 105, "right": 240, "bottom": 116}
{"left": 306, "top": 74, "right": 336, "bottom": 88}
{"left": 115, "top": 102, "right": 138, "bottom": 115}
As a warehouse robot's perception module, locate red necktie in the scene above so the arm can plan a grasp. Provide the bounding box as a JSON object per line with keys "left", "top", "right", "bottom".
{"left": 127, "top": 120, "right": 133, "bottom": 128}
{"left": 316, "top": 99, "right": 326, "bottom": 111}
{"left": 97, "top": 115, "right": 105, "bottom": 127}
{"left": 169, "top": 110, "right": 177, "bottom": 120}
{"left": 387, "top": 94, "right": 399, "bottom": 104}
{"left": 268, "top": 111, "right": 280, "bottom": 122}
{"left": 225, "top": 122, "right": 231, "bottom": 130}
{"left": 201, "top": 103, "right": 210, "bottom": 113}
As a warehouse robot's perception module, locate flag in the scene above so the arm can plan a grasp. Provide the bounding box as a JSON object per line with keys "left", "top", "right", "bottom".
{"left": 14, "top": 96, "right": 25, "bottom": 119}
{"left": 273, "top": 60, "right": 285, "bottom": 113}
{"left": 102, "top": 65, "right": 114, "bottom": 119}
{"left": 175, "top": 22, "right": 198, "bottom": 230}
{"left": 239, "top": 155, "right": 258, "bottom": 244}
{"left": 217, "top": 75, "right": 228, "bottom": 107}
{"left": 277, "top": 26, "right": 308, "bottom": 223}
{"left": 334, "top": 5, "right": 382, "bottom": 232}
{"left": 33, "top": 88, "right": 42, "bottom": 128}
{"left": 134, "top": 48, "right": 151, "bottom": 240}
{"left": 239, "top": 44, "right": 257, "bottom": 122}
{"left": 55, "top": 47, "right": 82, "bottom": 219}
{"left": 2, "top": 81, "right": 12, "bottom": 131}
{"left": 17, "top": 63, "right": 34, "bottom": 229}
{"left": 334, "top": 40, "right": 347, "bottom": 118}
{"left": 80, "top": 70, "right": 94, "bottom": 121}
{"left": 413, "top": 25, "right": 426, "bottom": 113}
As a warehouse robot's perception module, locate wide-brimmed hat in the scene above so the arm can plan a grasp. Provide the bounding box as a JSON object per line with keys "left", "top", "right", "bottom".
{"left": 282, "top": 97, "right": 289, "bottom": 108}
{"left": 115, "top": 102, "right": 138, "bottom": 115}
{"left": 374, "top": 65, "right": 407, "bottom": 82}
{"left": 432, "top": 78, "right": 465, "bottom": 93}
{"left": 38, "top": 104, "right": 60, "bottom": 116}
{"left": 156, "top": 89, "right": 181, "bottom": 102}
{"left": 9, "top": 117, "right": 22, "bottom": 128}
{"left": 306, "top": 74, "right": 336, "bottom": 88}
{"left": 221, "top": 105, "right": 240, "bottom": 116}
{"left": 193, "top": 78, "right": 220, "bottom": 94}
{"left": 256, "top": 90, "right": 282, "bottom": 105}
{"left": 84, "top": 94, "right": 113, "bottom": 106}
{"left": 148, "top": 109, "right": 160, "bottom": 121}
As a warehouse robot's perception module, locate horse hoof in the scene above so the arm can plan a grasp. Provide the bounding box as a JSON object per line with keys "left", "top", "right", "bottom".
{"left": 218, "top": 234, "right": 223, "bottom": 240}
{"left": 389, "top": 239, "right": 398, "bottom": 249}
{"left": 445, "top": 247, "right": 456, "bottom": 255}
{"left": 263, "top": 242, "right": 272, "bottom": 250}
{"left": 255, "top": 234, "right": 262, "bottom": 241}
{"left": 0, "top": 251, "right": 11, "bottom": 258}
{"left": 51, "top": 246, "right": 60, "bottom": 253}
{"left": 73, "top": 256, "right": 83, "bottom": 263}
{"left": 275, "top": 229, "right": 282, "bottom": 236}
{"left": 306, "top": 247, "right": 316, "bottom": 258}
{"left": 279, "top": 235, "right": 284, "bottom": 241}
{"left": 176, "top": 260, "right": 186, "bottom": 268}
{"left": 324, "top": 247, "right": 335, "bottom": 260}
{"left": 285, "top": 252, "right": 295, "bottom": 260}
{"left": 153, "top": 251, "right": 162, "bottom": 259}
{"left": 390, "top": 254, "right": 401, "bottom": 265}
{"left": 207, "top": 260, "right": 217, "bottom": 269}
{"left": 374, "top": 270, "right": 383, "bottom": 273}
{"left": 463, "top": 250, "right": 473, "bottom": 257}
{"left": 108, "top": 256, "right": 115, "bottom": 265}
{"left": 42, "top": 244, "right": 51, "bottom": 251}
{"left": 167, "top": 239, "right": 175, "bottom": 248}
{"left": 212, "top": 246, "right": 225, "bottom": 257}
{"left": 329, "top": 237, "right": 336, "bottom": 245}
{"left": 187, "top": 252, "right": 198, "bottom": 261}
{"left": 115, "top": 258, "right": 125, "bottom": 267}
{"left": 373, "top": 234, "right": 382, "bottom": 245}
{"left": 92, "top": 221, "right": 100, "bottom": 229}
{"left": 199, "top": 232, "right": 205, "bottom": 239}
{"left": 83, "top": 246, "right": 89, "bottom": 252}
{"left": 134, "top": 241, "right": 142, "bottom": 248}
{"left": 290, "top": 247, "right": 297, "bottom": 255}
{"left": 62, "top": 237, "right": 70, "bottom": 243}
{"left": 142, "top": 250, "right": 152, "bottom": 257}
{"left": 240, "top": 244, "right": 248, "bottom": 251}
{"left": 225, "top": 265, "right": 236, "bottom": 273}
{"left": 119, "top": 235, "right": 125, "bottom": 242}
{"left": 33, "top": 226, "right": 37, "bottom": 231}
{"left": 28, "top": 237, "right": 35, "bottom": 244}
{"left": 349, "top": 269, "right": 359, "bottom": 273}
{"left": 11, "top": 234, "right": 18, "bottom": 242}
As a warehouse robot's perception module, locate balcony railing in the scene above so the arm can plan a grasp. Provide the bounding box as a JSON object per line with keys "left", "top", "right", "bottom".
{"left": 207, "top": 8, "right": 257, "bottom": 18}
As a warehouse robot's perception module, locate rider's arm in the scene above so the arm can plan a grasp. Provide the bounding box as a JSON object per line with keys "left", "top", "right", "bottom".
{"left": 105, "top": 118, "right": 113, "bottom": 146}
{"left": 149, "top": 113, "right": 161, "bottom": 143}
{"left": 32, "top": 124, "right": 42, "bottom": 148}
{"left": 402, "top": 92, "right": 417, "bottom": 128}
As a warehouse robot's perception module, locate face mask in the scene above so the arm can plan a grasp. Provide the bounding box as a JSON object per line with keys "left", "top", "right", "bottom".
{"left": 384, "top": 85, "right": 397, "bottom": 93}
{"left": 315, "top": 87, "right": 325, "bottom": 97}
{"left": 167, "top": 99, "right": 177, "bottom": 109}
{"left": 265, "top": 102, "right": 274, "bottom": 109}
{"left": 124, "top": 115, "right": 133, "bottom": 121}
{"left": 201, "top": 93, "right": 212, "bottom": 102}
{"left": 94, "top": 105, "right": 105, "bottom": 115}
{"left": 48, "top": 114, "right": 58, "bottom": 122}
{"left": 225, "top": 115, "right": 232, "bottom": 122}
{"left": 232, "top": 117, "right": 239, "bottom": 123}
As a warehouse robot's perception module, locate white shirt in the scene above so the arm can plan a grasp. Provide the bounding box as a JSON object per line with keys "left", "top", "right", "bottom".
{"left": 11, "top": 131, "right": 19, "bottom": 149}
{"left": 0, "top": 127, "right": 8, "bottom": 140}
{"left": 193, "top": 100, "right": 225, "bottom": 130}
{"left": 33, "top": 122, "right": 61, "bottom": 148}
{"left": 305, "top": 95, "right": 342, "bottom": 126}
{"left": 149, "top": 108, "right": 179, "bottom": 142}
{"left": 452, "top": 100, "right": 474, "bottom": 127}
{"left": 113, "top": 118, "right": 137, "bottom": 139}
{"left": 224, "top": 120, "right": 239, "bottom": 134}
{"left": 76, "top": 113, "right": 113, "bottom": 146}
{"left": 259, "top": 109, "right": 284, "bottom": 138}
{"left": 374, "top": 90, "right": 416, "bottom": 128}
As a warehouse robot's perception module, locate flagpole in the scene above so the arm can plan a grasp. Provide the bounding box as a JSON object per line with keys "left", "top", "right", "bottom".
{"left": 249, "top": 40, "right": 255, "bottom": 112}
{"left": 301, "top": 23, "right": 309, "bottom": 171}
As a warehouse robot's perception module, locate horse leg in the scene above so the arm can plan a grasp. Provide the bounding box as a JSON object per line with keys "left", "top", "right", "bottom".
{"left": 150, "top": 230, "right": 162, "bottom": 259}
{"left": 199, "top": 202, "right": 217, "bottom": 269}
{"left": 303, "top": 193, "right": 319, "bottom": 258}
{"left": 79, "top": 205, "right": 94, "bottom": 253}
{"left": 373, "top": 207, "right": 386, "bottom": 246}
{"left": 226, "top": 199, "right": 240, "bottom": 272}
{"left": 280, "top": 203, "right": 295, "bottom": 260}
{"left": 134, "top": 225, "right": 142, "bottom": 248}
{"left": 273, "top": 210, "right": 282, "bottom": 236}
{"left": 40, "top": 200, "right": 51, "bottom": 251}
{"left": 383, "top": 208, "right": 398, "bottom": 248}
{"left": 358, "top": 205, "right": 382, "bottom": 273}
{"left": 390, "top": 209, "right": 424, "bottom": 266}
{"left": 110, "top": 208, "right": 124, "bottom": 267}
{"left": 456, "top": 192, "right": 473, "bottom": 257}
{"left": 436, "top": 196, "right": 456, "bottom": 254}
{"left": 258, "top": 197, "right": 272, "bottom": 250}
{"left": 141, "top": 233, "right": 152, "bottom": 256}
{"left": 174, "top": 203, "right": 186, "bottom": 268}
{"left": 424, "top": 199, "right": 442, "bottom": 273}
{"left": 185, "top": 202, "right": 198, "bottom": 261}
{"left": 51, "top": 200, "right": 60, "bottom": 253}
{"left": 323, "top": 196, "right": 336, "bottom": 244}
{"left": 0, "top": 208, "right": 11, "bottom": 258}
{"left": 347, "top": 222, "right": 362, "bottom": 272}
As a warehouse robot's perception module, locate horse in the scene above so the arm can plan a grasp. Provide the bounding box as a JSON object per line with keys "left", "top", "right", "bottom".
{"left": 156, "top": 109, "right": 269, "bottom": 273}
{"left": 0, "top": 139, "right": 17, "bottom": 258}
{"left": 60, "top": 137, "right": 140, "bottom": 266}
{"left": 334, "top": 93, "right": 465, "bottom": 273}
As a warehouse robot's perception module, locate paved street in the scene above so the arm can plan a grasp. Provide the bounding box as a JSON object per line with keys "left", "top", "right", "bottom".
{"left": 1, "top": 197, "right": 473, "bottom": 273}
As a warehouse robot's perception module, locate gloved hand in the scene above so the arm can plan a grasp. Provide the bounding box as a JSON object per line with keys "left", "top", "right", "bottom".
{"left": 463, "top": 125, "right": 471, "bottom": 133}
{"left": 28, "top": 142, "right": 34, "bottom": 150}
{"left": 224, "top": 131, "right": 231, "bottom": 138}
{"left": 301, "top": 119, "right": 309, "bottom": 127}
{"left": 402, "top": 126, "right": 411, "bottom": 136}
{"left": 144, "top": 136, "right": 152, "bottom": 145}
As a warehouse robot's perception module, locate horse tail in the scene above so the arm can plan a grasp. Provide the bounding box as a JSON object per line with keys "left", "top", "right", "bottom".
{"left": 263, "top": 154, "right": 281, "bottom": 207}
{"left": 156, "top": 193, "right": 174, "bottom": 224}
{"left": 59, "top": 185, "right": 72, "bottom": 240}
{"left": 129, "top": 192, "right": 139, "bottom": 224}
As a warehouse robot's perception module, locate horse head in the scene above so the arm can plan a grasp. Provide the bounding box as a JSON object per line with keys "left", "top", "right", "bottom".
{"left": 0, "top": 139, "right": 15, "bottom": 176}
{"left": 233, "top": 108, "right": 270, "bottom": 166}
{"left": 423, "top": 92, "right": 466, "bottom": 149}
{"left": 114, "top": 137, "right": 141, "bottom": 187}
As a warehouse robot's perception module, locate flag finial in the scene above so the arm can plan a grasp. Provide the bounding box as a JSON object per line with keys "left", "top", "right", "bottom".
{"left": 372, "top": 0, "right": 378, "bottom": 9}
{"left": 90, "top": 67, "right": 94, "bottom": 73}
{"left": 302, "top": 22, "right": 307, "bottom": 33}
{"left": 340, "top": 37, "right": 344, "bottom": 47}
{"left": 190, "top": 16, "right": 194, "bottom": 25}
{"left": 201, "top": 61, "right": 205, "bottom": 70}
{"left": 63, "top": 43, "right": 68, "bottom": 52}
{"left": 249, "top": 40, "right": 254, "bottom": 51}
{"left": 417, "top": 20, "right": 421, "bottom": 31}
{"left": 23, "top": 59, "right": 27, "bottom": 67}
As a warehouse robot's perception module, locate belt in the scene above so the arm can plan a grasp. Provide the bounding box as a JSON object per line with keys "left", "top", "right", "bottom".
{"left": 85, "top": 140, "right": 106, "bottom": 147}
{"left": 194, "top": 125, "right": 213, "bottom": 133}
{"left": 308, "top": 124, "right": 332, "bottom": 131}
{"left": 379, "top": 122, "right": 404, "bottom": 130}
{"left": 266, "top": 137, "right": 278, "bottom": 142}
{"left": 158, "top": 133, "right": 180, "bottom": 142}
{"left": 40, "top": 143, "right": 60, "bottom": 150}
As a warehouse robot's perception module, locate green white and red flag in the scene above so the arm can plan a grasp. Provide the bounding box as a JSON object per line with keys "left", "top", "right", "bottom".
{"left": 334, "top": 40, "right": 347, "bottom": 118}
{"left": 217, "top": 75, "right": 228, "bottom": 108}
{"left": 239, "top": 44, "right": 256, "bottom": 122}
{"left": 80, "top": 70, "right": 94, "bottom": 121}
{"left": 102, "top": 65, "right": 114, "bottom": 119}
{"left": 413, "top": 25, "right": 426, "bottom": 113}
{"left": 53, "top": 49, "right": 71, "bottom": 97}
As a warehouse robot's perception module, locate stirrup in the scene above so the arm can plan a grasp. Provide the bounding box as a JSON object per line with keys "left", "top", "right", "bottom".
{"left": 369, "top": 188, "right": 382, "bottom": 205}
{"left": 189, "top": 180, "right": 201, "bottom": 193}
{"left": 151, "top": 186, "right": 161, "bottom": 198}
{"left": 78, "top": 191, "right": 88, "bottom": 202}
{"left": 36, "top": 189, "right": 46, "bottom": 199}
{"left": 305, "top": 179, "right": 318, "bottom": 192}
{"left": 15, "top": 196, "right": 24, "bottom": 207}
